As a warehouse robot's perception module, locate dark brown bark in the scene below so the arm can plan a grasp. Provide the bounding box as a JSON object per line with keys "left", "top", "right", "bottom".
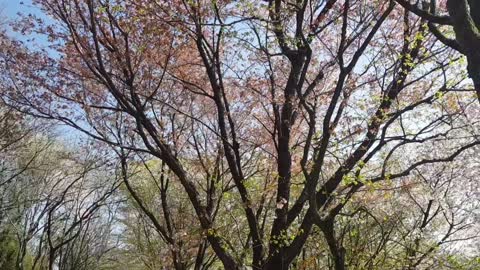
{"left": 320, "top": 219, "right": 346, "bottom": 270}
{"left": 398, "top": 0, "right": 480, "bottom": 102}
{"left": 447, "top": 0, "right": 480, "bottom": 102}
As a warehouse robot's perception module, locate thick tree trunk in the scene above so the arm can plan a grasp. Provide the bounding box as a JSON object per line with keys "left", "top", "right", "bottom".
{"left": 263, "top": 257, "right": 289, "bottom": 270}
{"left": 470, "top": 64, "right": 480, "bottom": 102}
{"left": 320, "top": 220, "right": 346, "bottom": 270}
{"left": 447, "top": 0, "right": 480, "bottom": 102}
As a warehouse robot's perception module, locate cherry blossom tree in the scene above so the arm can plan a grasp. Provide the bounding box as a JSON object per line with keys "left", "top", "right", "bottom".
{"left": 1, "top": 0, "right": 479, "bottom": 269}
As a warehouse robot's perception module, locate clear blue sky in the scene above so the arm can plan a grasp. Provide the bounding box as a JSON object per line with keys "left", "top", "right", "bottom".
{"left": 1, "top": 0, "right": 34, "bottom": 19}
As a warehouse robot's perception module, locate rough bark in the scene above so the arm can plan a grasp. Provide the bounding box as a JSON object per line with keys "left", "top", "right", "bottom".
{"left": 447, "top": 0, "right": 480, "bottom": 101}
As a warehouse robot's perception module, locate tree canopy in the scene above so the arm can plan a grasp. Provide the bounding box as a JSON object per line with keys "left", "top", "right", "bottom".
{"left": 0, "top": 0, "right": 479, "bottom": 269}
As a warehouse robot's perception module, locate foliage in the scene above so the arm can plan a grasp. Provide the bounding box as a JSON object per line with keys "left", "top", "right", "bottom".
{"left": 0, "top": 0, "right": 479, "bottom": 269}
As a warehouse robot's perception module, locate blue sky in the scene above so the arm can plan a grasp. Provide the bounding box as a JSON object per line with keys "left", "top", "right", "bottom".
{"left": 1, "top": 0, "right": 33, "bottom": 19}
{"left": 1, "top": 0, "right": 84, "bottom": 142}
{"left": 1, "top": 0, "right": 56, "bottom": 51}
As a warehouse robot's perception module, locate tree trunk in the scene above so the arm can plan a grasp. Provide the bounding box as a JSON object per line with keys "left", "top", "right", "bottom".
{"left": 320, "top": 220, "right": 346, "bottom": 270}
{"left": 447, "top": 0, "right": 480, "bottom": 102}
